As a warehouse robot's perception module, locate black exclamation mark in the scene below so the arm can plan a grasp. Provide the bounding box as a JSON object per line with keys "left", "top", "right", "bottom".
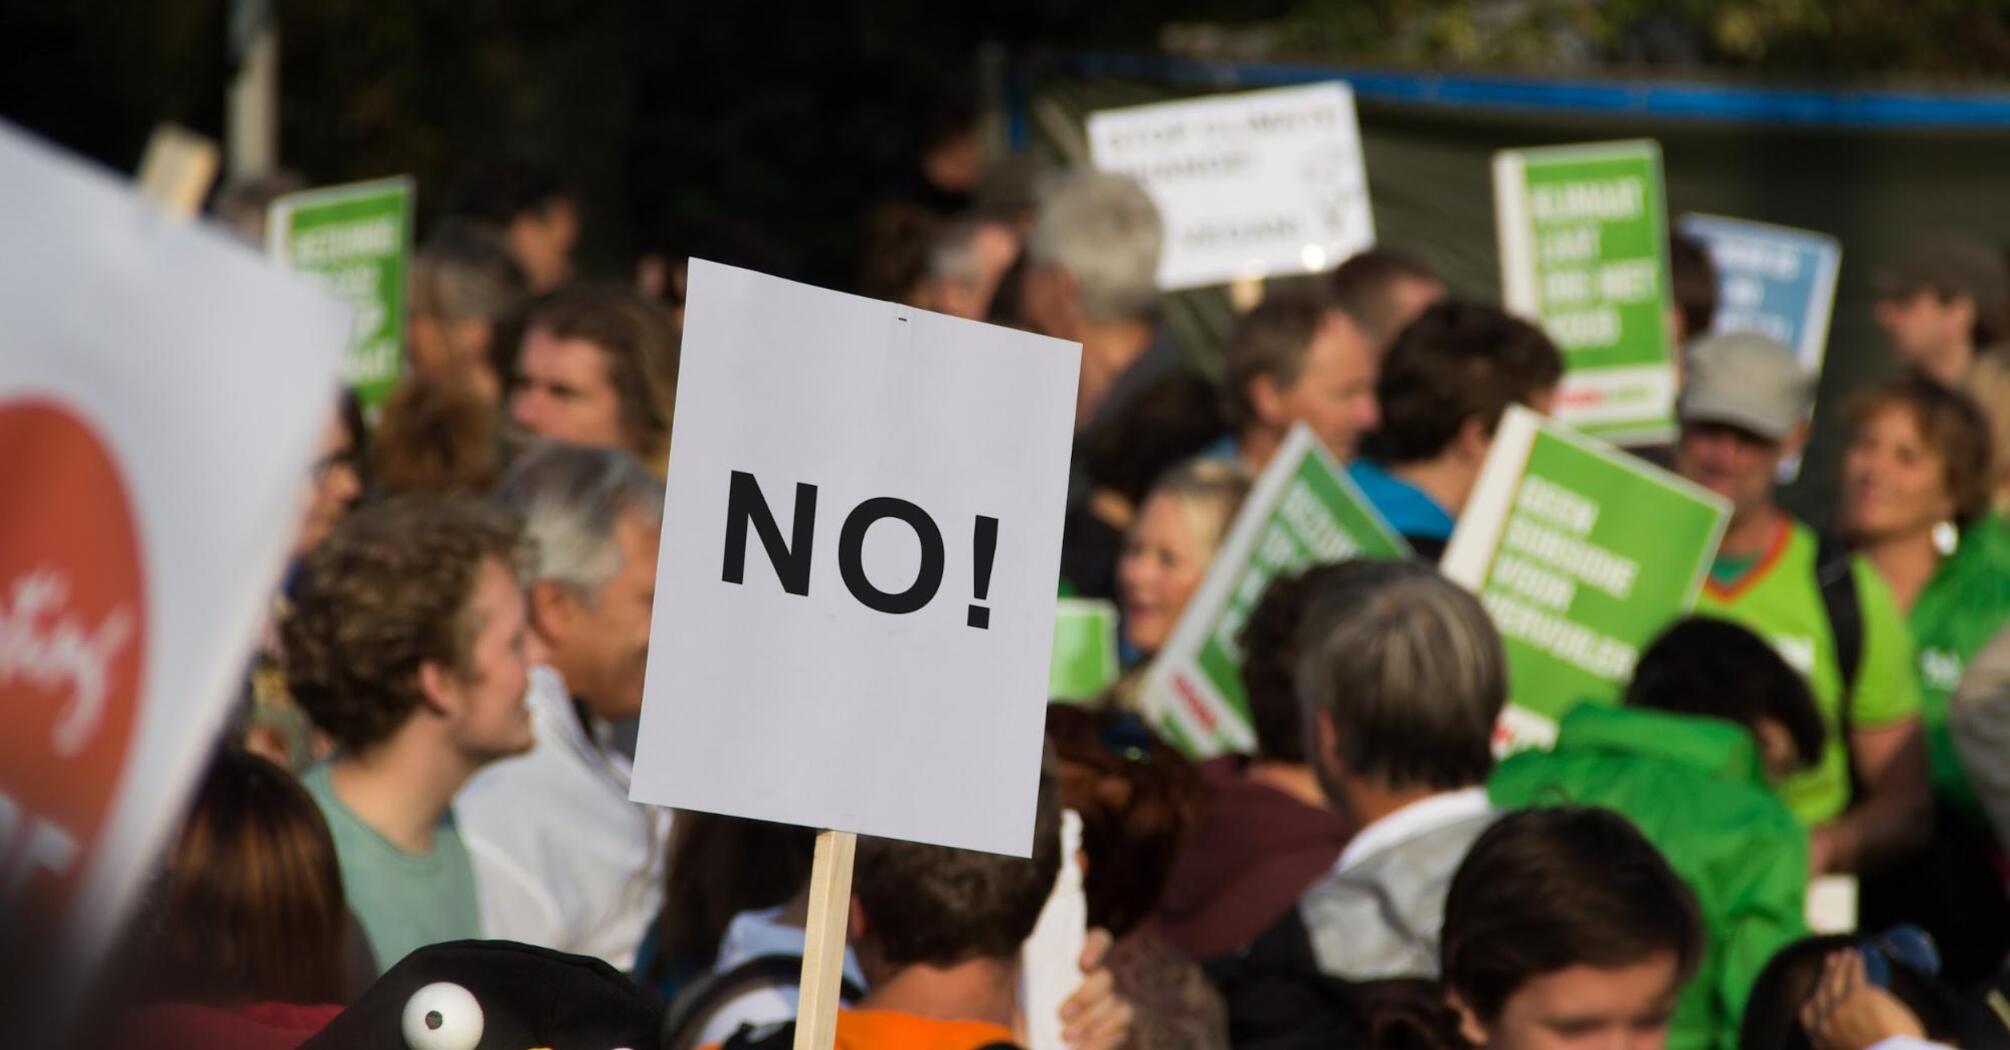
{"left": 968, "top": 516, "right": 998, "bottom": 629}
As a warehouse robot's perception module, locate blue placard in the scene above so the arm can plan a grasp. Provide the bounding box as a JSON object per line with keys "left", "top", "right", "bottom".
{"left": 1678, "top": 213, "right": 1842, "bottom": 373}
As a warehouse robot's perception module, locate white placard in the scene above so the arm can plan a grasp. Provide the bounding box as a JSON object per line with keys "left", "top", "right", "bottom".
{"left": 0, "top": 122, "right": 349, "bottom": 1034}
{"left": 1088, "top": 82, "right": 1375, "bottom": 291}
{"left": 630, "top": 261, "right": 1080, "bottom": 857}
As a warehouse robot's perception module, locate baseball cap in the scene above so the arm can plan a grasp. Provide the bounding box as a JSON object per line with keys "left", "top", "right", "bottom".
{"left": 1678, "top": 332, "right": 1813, "bottom": 442}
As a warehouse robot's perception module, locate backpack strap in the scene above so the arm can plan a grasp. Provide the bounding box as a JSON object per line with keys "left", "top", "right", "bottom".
{"left": 662, "top": 953, "right": 864, "bottom": 1050}
{"left": 1815, "top": 533, "right": 1864, "bottom": 720}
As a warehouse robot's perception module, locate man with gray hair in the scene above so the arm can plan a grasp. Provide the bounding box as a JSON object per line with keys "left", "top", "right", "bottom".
{"left": 1230, "top": 559, "right": 1504, "bottom": 997}
{"left": 1018, "top": 171, "right": 1180, "bottom": 437}
{"left": 918, "top": 215, "right": 1020, "bottom": 321}
{"left": 456, "top": 440, "right": 670, "bottom": 969}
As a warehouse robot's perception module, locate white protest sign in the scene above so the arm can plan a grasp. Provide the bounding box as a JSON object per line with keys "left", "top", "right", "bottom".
{"left": 1089, "top": 82, "right": 1374, "bottom": 291}
{"left": 0, "top": 122, "right": 349, "bottom": 1035}
{"left": 630, "top": 260, "right": 1080, "bottom": 857}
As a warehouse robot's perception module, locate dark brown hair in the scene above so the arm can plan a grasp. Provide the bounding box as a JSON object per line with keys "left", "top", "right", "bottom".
{"left": 371, "top": 376, "right": 505, "bottom": 497}
{"left": 1222, "top": 294, "right": 1331, "bottom": 433}
{"left": 283, "top": 494, "right": 527, "bottom": 753}
{"left": 852, "top": 759, "right": 1061, "bottom": 969}
{"left": 646, "top": 813, "right": 818, "bottom": 984}
{"left": 1627, "top": 616, "right": 1825, "bottom": 770}
{"left": 1044, "top": 705, "right": 1205, "bottom": 936}
{"left": 1363, "top": 301, "right": 1563, "bottom": 466}
{"left": 148, "top": 750, "right": 349, "bottom": 1004}
{"left": 1238, "top": 563, "right": 1352, "bottom": 764}
{"left": 1844, "top": 371, "right": 1996, "bottom": 527}
{"left": 523, "top": 286, "right": 682, "bottom": 459}
{"left": 1668, "top": 230, "right": 1719, "bottom": 344}
{"left": 1442, "top": 807, "right": 1702, "bottom": 1024}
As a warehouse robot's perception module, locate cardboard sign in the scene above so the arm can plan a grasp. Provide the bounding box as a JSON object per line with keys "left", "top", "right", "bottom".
{"left": 629, "top": 261, "right": 1079, "bottom": 857}
{"left": 1050, "top": 599, "right": 1120, "bottom": 702}
{"left": 1140, "top": 426, "right": 1410, "bottom": 759}
{"left": 267, "top": 177, "right": 413, "bottom": 410}
{"left": 1495, "top": 140, "right": 1676, "bottom": 445}
{"left": 1442, "top": 406, "right": 1728, "bottom": 751}
{"left": 1088, "top": 82, "right": 1374, "bottom": 291}
{"left": 1677, "top": 213, "right": 1841, "bottom": 481}
{"left": 0, "top": 123, "right": 349, "bottom": 1032}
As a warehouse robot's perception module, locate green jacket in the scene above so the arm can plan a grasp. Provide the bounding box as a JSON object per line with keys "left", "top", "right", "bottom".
{"left": 1911, "top": 513, "right": 2010, "bottom": 813}
{"left": 1489, "top": 705, "right": 1810, "bottom": 1050}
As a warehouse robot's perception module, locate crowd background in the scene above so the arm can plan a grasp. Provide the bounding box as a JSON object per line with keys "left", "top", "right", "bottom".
{"left": 10, "top": 5, "right": 2010, "bottom": 1050}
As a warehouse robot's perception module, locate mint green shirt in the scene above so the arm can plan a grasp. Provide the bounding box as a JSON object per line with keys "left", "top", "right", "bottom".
{"left": 303, "top": 763, "right": 482, "bottom": 973}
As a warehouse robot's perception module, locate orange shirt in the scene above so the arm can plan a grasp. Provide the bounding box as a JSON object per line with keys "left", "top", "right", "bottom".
{"left": 703, "top": 1008, "right": 1016, "bottom": 1050}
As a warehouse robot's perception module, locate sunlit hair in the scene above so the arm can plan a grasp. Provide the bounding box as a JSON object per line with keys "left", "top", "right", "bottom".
{"left": 1843, "top": 371, "right": 1995, "bottom": 529}
{"left": 1143, "top": 457, "right": 1253, "bottom": 569}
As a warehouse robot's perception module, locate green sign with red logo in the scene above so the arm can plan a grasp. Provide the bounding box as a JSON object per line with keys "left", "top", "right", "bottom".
{"left": 1140, "top": 426, "right": 1410, "bottom": 759}
{"left": 1495, "top": 140, "right": 1674, "bottom": 445}
{"left": 1442, "top": 406, "right": 1728, "bottom": 750}
{"left": 267, "top": 177, "right": 413, "bottom": 410}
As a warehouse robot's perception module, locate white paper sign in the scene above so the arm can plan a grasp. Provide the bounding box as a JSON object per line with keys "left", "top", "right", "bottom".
{"left": 0, "top": 122, "right": 349, "bottom": 1035}
{"left": 1088, "top": 82, "right": 1375, "bottom": 291}
{"left": 630, "top": 261, "right": 1080, "bottom": 857}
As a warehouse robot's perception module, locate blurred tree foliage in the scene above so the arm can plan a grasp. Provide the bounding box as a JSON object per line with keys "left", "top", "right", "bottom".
{"left": 1173, "top": 0, "right": 2010, "bottom": 80}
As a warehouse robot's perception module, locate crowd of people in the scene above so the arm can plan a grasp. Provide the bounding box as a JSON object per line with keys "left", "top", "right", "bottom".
{"left": 79, "top": 104, "right": 2010, "bottom": 1050}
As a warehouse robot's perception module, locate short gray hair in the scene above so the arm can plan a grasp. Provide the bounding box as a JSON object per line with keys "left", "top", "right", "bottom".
{"left": 492, "top": 441, "right": 664, "bottom": 598}
{"left": 1027, "top": 172, "right": 1163, "bottom": 324}
{"left": 1295, "top": 560, "right": 1505, "bottom": 791}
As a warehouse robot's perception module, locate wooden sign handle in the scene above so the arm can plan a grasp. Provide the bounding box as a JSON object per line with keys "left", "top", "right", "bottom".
{"left": 134, "top": 124, "right": 220, "bottom": 219}
{"left": 794, "top": 829, "right": 858, "bottom": 1050}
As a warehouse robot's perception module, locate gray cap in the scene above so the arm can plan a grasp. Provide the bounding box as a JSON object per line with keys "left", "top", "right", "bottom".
{"left": 1678, "top": 331, "right": 1813, "bottom": 441}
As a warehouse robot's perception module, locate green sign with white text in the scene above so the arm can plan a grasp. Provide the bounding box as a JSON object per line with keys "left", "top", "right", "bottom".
{"left": 267, "top": 177, "right": 413, "bottom": 410}
{"left": 1495, "top": 141, "right": 1675, "bottom": 445}
{"left": 1142, "top": 426, "right": 1410, "bottom": 759}
{"left": 1442, "top": 406, "right": 1728, "bottom": 750}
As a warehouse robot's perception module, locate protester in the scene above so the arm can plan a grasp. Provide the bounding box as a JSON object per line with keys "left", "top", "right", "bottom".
{"left": 1018, "top": 171, "right": 1179, "bottom": 445}
{"left": 645, "top": 813, "right": 824, "bottom": 1020}
{"left": 1154, "top": 564, "right": 1353, "bottom": 962}
{"left": 1488, "top": 617, "right": 1823, "bottom": 1050}
{"left": 283, "top": 494, "right": 543, "bottom": 973}
{"left": 858, "top": 202, "right": 941, "bottom": 305}
{"left": 1047, "top": 705, "right": 1228, "bottom": 1050}
{"left": 1061, "top": 372, "right": 1227, "bottom": 601}
{"left": 107, "top": 750, "right": 356, "bottom": 1049}
{"left": 294, "top": 394, "right": 366, "bottom": 563}
{"left": 446, "top": 153, "right": 580, "bottom": 294}
{"left": 917, "top": 214, "right": 1020, "bottom": 320}
{"left": 1328, "top": 248, "right": 1447, "bottom": 357}
{"left": 1114, "top": 459, "right": 1252, "bottom": 669}
{"left": 509, "top": 285, "right": 681, "bottom": 472}
{"left": 407, "top": 219, "right": 530, "bottom": 405}
{"left": 1441, "top": 807, "right": 1704, "bottom": 1050}
{"left": 1840, "top": 374, "right": 2009, "bottom": 799}
{"left": 678, "top": 763, "right": 1136, "bottom": 1050}
{"left": 370, "top": 376, "right": 507, "bottom": 497}
{"left": 1740, "top": 932, "right": 1967, "bottom": 1050}
{"left": 1349, "top": 301, "right": 1563, "bottom": 558}
{"left": 1216, "top": 294, "right": 1381, "bottom": 471}
{"left": 1239, "top": 559, "right": 1504, "bottom": 991}
{"left": 1676, "top": 331, "right": 1930, "bottom": 874}
{"left": 1874, "top": 234, "right": 2010, "bottom": 390}
{"left": 456, "top": 442, "right": 671, "bottom": 971}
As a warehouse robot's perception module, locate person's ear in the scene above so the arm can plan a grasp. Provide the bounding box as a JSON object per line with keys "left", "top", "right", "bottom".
{"left": 1455, "top": 415, "right": 1493, "bottom": 466}
{"left": 1753, "top": 717, "right": 1800, "bottom": 778}
{"left": 527, "top": 580, "right": 578, "bottom": 646}
{"left": 1949, "top": 293, "right": 1977, "bottom": 336}
{"left": 1784, "top": 420, "right": 1812, "bottom": 459}
{"left": 416, "top": 659, "right": 462, "bottom": 721}
{"left": 1315, "top": 709, "right": 1344, "bottom": 779}
{"left": 1249, "top": 373, "right": 1290, "bottom": 429}
{"left": 846, "top": 893, "right": 869, "bottom": 945}
{"left": 1447, "top": 989, "right": 1489, "bottom": 1048}
{"left": 636, "top": 253, "right": 669, "bottom": 299}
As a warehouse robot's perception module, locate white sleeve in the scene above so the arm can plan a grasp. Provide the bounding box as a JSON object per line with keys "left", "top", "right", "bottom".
{"left": 463, "top": 826, "right": 567, "bottom": 950}
{"left": 1866, "top": 1038, "right": 1956, "bottom": 1050}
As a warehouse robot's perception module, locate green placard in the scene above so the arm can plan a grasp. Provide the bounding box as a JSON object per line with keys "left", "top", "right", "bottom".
{"left": 1050, "top": 599, "right": 1120, "bottom": 702}
{"left": 1495, "top": 140, "right": 1675, "bottom": 445}
{"left": 1443, "top": 406, "right": 1728, "bottom": 750}
{"left": 267, "top": 177, "right": 413, "bottom": 410}
{"left": 1142, "top": 426, "right": 1411, "bottom": 758}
